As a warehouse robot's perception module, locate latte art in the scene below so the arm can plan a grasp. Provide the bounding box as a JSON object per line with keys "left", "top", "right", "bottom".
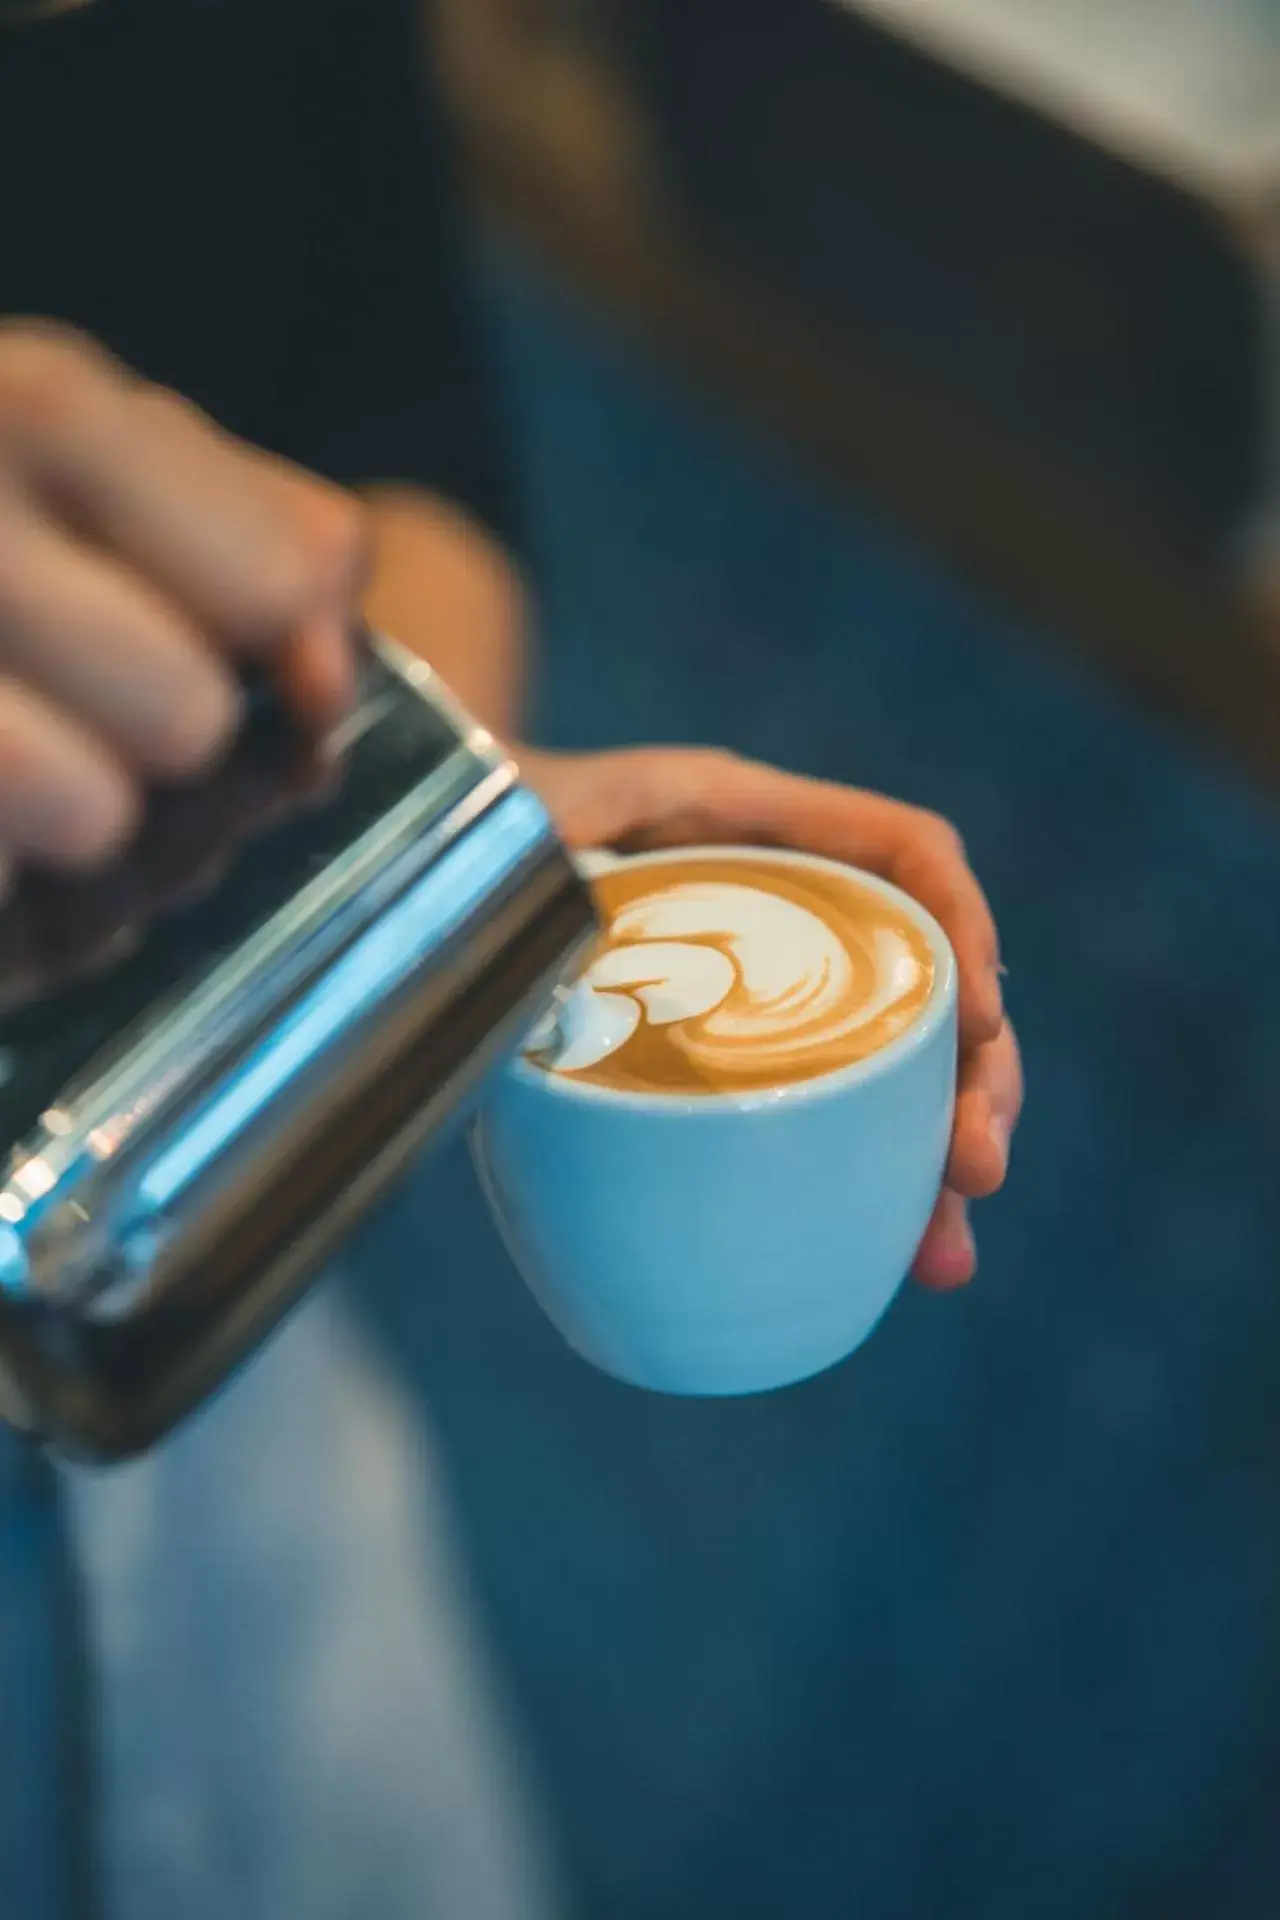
{"left": 535, "top": 854, "right": 935, "bottom": 1095}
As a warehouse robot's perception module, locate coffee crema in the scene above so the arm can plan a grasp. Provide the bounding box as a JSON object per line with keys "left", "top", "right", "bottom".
{"left": 533, "top": 854, "right": 934, "bottom": 1096}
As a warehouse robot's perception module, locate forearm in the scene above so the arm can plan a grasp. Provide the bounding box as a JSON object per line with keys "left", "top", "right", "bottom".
{"left": 360, "top": 486, "right": 528, "bottom": 739}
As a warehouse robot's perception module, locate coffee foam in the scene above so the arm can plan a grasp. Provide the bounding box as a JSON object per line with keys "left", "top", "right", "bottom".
{"left": 533, "top": 855, "right": 934, "bottom": 1096}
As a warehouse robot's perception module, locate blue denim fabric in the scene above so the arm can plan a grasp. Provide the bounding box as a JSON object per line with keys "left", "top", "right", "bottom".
{"left": 61, "top": 1279, "right": 562, "bottom": 1920}
{"left": 4, "top": 1287, "right": 562, "bottom": 1920}
{"left": 0, "top": 1436, "right": 72, "bottom": 1920}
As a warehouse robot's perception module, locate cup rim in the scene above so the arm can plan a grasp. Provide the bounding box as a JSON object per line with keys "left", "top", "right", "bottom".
{"left": 505, "top": 844, "right": 958, "bottom": 1115}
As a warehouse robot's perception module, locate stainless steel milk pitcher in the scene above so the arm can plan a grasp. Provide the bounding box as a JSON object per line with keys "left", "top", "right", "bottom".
{"left": 0, "top": 634, "right": 594, "bottom": 1458}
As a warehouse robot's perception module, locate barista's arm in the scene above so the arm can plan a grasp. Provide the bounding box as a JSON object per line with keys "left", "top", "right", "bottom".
{"left": 360, "top": 486, "right": 527, "bottom": 739}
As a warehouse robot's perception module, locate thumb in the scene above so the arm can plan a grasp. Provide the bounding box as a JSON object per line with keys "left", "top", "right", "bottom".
{"left": 516, "top": 747, "right": 646, "bottom": 849}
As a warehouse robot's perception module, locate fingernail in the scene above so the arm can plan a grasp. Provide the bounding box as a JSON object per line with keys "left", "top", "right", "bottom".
{"left": 934, "top": 1197, "right": 977, "bottom": 1284}
{"left": 988, "top": 1114, "right": 1009, "bottom": 1168}
{"left": 284, "top": 616, "right": 353, "bottom": 726}
{"left": 936, "top": 1214, "right": 977, "bottom": 1287}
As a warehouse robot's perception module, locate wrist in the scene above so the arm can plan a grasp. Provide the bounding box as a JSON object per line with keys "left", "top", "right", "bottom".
{"left": 359, "top": 486, "right": 527, "bottom": 739}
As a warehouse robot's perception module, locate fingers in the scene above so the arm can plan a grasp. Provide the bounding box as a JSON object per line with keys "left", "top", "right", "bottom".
{"left": 912, "top": 1190, "right": 977, "bottom": 1291}
{"left": 721, "top": 761, "right": 1002, "bottom": 1045}
{"left": 945, "top": 1017, "right": 1023, "bottom": 1198}
{"left": 521, "top": 746, "right": 674, "bottom": 850}
{"left": 743, "top": 767, "right": 1001, "bottom": 1049}
{"left": 2, "top": 334, "right": 366, "bottom": 660}
{"left": 0, "top": 495, "right": 242, "bottom": 777}
{"left": 0, "top": 324, "right": 366, "bottom": 879}
{"left": 912, "top": 1019, "right": 1021, "bottom": 1290}
{"left": 0, "top": 706, "right": 328, "bottom": 1014}
{"left": 277, "top": 610, "right": 357, "bottom": 728}
{"left": 1, "top": 327, "right": 363, "bottom": 741}
{"left": 885, "top": 812, "right": 1002, "bottom": 1051}
{"left": 0, "top": 677, "right": 137, "bottom": 868}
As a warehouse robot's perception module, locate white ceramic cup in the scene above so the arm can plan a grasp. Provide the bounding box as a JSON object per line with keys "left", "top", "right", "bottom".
{"left": 473, "top": 846, "right": 958, "bottom": 1396}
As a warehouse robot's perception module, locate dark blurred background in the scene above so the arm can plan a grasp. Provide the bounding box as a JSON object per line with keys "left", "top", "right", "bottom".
{"left": 360, "top": 2, "right": 1280, "bottom": 1914}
